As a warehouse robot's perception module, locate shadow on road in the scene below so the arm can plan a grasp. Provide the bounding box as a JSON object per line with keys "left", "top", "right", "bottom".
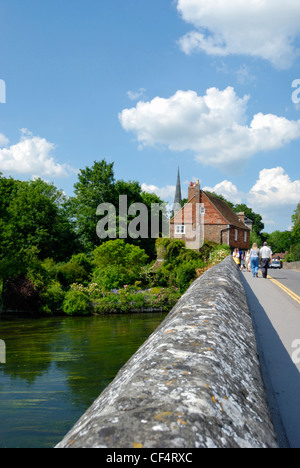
{"left": 241, "top": 274, "right": 300, "bottom": 449}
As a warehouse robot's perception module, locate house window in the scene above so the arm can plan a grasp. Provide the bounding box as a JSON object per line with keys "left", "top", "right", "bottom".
{"left": 175, "top": 225, "right": 185, "bottom": 235}
{"left": 244, "top": 231, "right": 247, "bottom": 243}
{"left": 234, "top": 229, "right": 238, "bottom": 241}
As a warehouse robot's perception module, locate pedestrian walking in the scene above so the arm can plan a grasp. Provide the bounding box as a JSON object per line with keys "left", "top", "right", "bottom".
{"left": 232, "top": 248, "right": 240, "bottom": 270}
{"left": 239, "top": 249, "right": 243, "bottom": 269}
{"left": 260, "top": 242, "right": 273, "bottom": 278}
{"left": 245, "top": 249, "right": 251, "bottom": 272}
{"left": 249, "top": 243, "right": 260, "bottom": 278}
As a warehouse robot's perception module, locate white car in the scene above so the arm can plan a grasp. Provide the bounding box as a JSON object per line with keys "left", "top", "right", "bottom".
{"left": 269, "top": 259, "right": 282, "bottom": 269}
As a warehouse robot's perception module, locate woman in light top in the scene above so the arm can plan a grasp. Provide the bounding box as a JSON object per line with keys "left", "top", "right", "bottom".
{"left": 249, "top": 243, "right": 260, "bottom": 278}
{"left": 245, "top": 249, "right": 251, "bottom": 272}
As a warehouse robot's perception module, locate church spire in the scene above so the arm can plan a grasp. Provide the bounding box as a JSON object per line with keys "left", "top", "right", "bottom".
{"left": 173, "top": 168, "right": 182, "bottom": 213}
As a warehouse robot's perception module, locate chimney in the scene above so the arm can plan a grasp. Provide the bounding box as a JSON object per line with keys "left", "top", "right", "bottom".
{"left": 237, "top": 212, "right": 245, "bottom": 224}
{"left": 188, "top": 180, "right": 200, "bottom": 203}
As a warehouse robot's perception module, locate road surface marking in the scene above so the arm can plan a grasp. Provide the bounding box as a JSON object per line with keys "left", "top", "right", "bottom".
{"left": 267, "top": 275, "right": 300, "bottom": 305}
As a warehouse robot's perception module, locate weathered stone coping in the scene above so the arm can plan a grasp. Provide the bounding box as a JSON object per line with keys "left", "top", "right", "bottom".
{"left": 282, "top": 261, "right": 300, "bottom": 270}
{"left": 56, "top": 256, "right": 278, "bottom": 449}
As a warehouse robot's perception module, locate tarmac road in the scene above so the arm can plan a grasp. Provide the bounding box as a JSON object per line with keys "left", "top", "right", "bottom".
{"left": 241, "top": 267, "right": 300, "bottom": 448}
{"left": 268, "top": 267, "right": 300, "bottom": 302}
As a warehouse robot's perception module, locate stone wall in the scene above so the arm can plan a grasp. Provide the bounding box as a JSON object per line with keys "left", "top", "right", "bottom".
{"left": 282, "top": 261, "right": 300, "bottom": 270}
{"left": 56, "top": 256, "right": 278, "bottom": 449}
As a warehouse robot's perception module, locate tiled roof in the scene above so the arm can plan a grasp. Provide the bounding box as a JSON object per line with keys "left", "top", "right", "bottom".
{"left": 204, "top": 192, "right": 250, "bottom": 230}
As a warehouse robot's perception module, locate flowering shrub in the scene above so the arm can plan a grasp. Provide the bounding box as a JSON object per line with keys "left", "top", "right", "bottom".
{"left": 68, "top": 282, "right": 181, "bottom": 315}
{"left": 70, "top": 282, "right": 104, "bottom": 299}
{"left": 209, "top": 247, "right": 230, "bottom": 266}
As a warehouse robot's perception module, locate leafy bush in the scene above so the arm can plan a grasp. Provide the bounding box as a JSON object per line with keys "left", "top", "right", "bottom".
{"left": 165, "top": 239, "right": 185, "bottom": 263}
{"left": 93, "top": 239, "right": 148, "bottom": 270}
{"left": 152, "top": 239, "right": 210, "bottom": 290}
{"left": 70, "top": 253, "right": 93, "bottom": 276}
{"left": 155, "top": 238, "right": 172, "bottom": 260}
{"left": 0, "top": 280, "right": 3, "bottom": 313}
{"left": 92, "top": 239, "right": 148, "bottom": 290}
{"left": 40, "top": 283, "right": 65, "bottom": 315}
{"left": 41, "top": 258, "right": 60, "bottom": 281}
{"left": 62, "top": 290, "right": 91, "bottom": 316}
{"left": 198, "top": 241, "right": 219, "bottom": 262}
{"left": 58, "top": 261, "right": 89, "bottom": 287}
{"left": 176, "top": 261, "right": 201, "bottom": 293}
{"left": 92, "top": 265, "right": 132, "bottom": 291}
{"left": 292, "top": 243, "right": 300, "bottom": 261}
{"left": 285, "top": 243, "right": 300, "bottom": 262}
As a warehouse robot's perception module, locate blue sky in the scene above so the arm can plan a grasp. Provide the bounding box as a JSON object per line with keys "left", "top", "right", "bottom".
{"left": 1, "top": 0, "right": 300, "bottom": 232}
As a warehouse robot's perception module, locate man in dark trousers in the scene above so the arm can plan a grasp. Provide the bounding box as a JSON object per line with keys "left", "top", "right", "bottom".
{"left": 260, "top": 242, "right": 273, "bottom": 278}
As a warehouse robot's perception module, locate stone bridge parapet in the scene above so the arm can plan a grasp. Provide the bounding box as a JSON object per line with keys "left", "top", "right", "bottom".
{"left": 56, "top": 256, "right": 278, "bottom": 449}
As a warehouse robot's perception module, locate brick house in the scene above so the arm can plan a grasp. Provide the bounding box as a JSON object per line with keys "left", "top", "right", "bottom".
{"left": 170, "top": 180, "right": 250, "bottom": 252}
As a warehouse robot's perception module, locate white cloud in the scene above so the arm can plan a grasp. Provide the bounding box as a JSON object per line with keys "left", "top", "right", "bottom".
{"left": 248, "top": 167, "right": 300, "bottom": 208}
{"left": 203, "top": 180, "right": 243, "bottom": 205}
{"left": 141, "top": 183, "right": 176, "bottom": 201}
{"left": 0, "top": 129, "right": 75, "bottom": 178}
{"left": 248, "top": 167, "right": 300, "bottom": 231}
{"left": 119, "top": 87, "right": 300, "bottom": 173}
{"left": 127, "top": 88, "right": 147, "bottom": 101}
{"left": 0, "top": 133, "right": 9, "bottom": 147}
{"left": 176, "top": 0, "right": 300, "bottom": 69}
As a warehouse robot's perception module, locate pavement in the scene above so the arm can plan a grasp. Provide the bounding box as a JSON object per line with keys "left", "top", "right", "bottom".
{"left": 240, "top": 267, "right": 300, "bottom": 448}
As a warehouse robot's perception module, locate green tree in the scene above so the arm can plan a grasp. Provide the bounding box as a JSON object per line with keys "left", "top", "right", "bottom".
{"left": 140, "top": 189, "right": 167, "bottom": 259}
{"left": 0, "top": 176, "right": 79, "bottom": 312}
{"left": 114, "top": 180, "right": 150, "bottom": 240}
{"left": 113, "top": 179, "right": 165, "bottom": 258}
{"left": 266, "top": 230, "right": 294, "bottom": 253}
{"left": 66, "top": 160, "right": 116, "bottom": 251}
{"left": 292, "top": 202, "right": 300, "bottom": 239}
{"left": 67, "top": 161, "right": 166, "bottom": 257}
{"left": 0, "top": 176, "right": 77, "bottom": 265}
{"left": 233, "top": 203, "right": 264, "bottom": 237}
{"left": 287, "top": 202, "right": 300, "bottom": 261}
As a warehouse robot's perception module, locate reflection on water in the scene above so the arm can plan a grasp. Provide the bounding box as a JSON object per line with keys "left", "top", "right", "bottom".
{"left": 0, "top": 313, "right": 167, "bottom": 448}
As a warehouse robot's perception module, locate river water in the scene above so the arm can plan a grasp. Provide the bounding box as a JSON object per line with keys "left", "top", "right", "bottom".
{"left": 0, "top": 312, "right": 168, "bottom": 448}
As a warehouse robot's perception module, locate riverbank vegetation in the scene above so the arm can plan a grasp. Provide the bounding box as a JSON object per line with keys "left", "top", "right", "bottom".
{"left": 0, "top": 233, "right": 229, "bottom": 316}
{"left": 0, "top": 160, "right": 298, "bottom": 316}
